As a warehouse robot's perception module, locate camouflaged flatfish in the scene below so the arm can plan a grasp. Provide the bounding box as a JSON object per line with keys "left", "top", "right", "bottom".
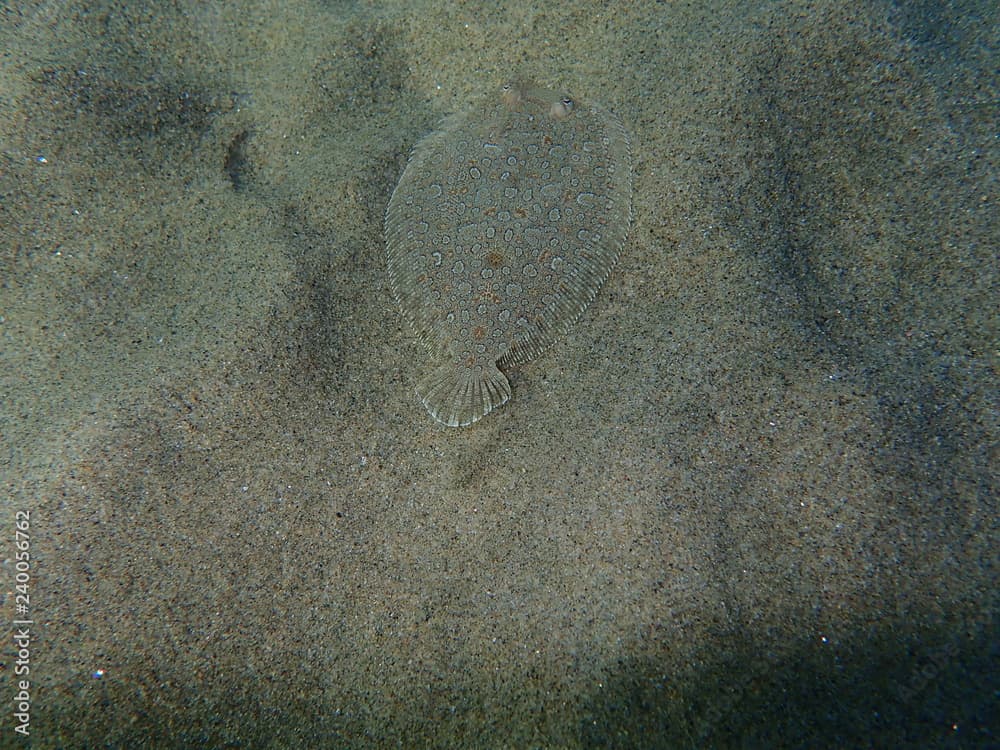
{"left": 386, "top": 81, "right": 632, "bottom": 426}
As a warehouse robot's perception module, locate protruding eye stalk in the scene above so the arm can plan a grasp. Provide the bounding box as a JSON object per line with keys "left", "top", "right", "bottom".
{"left": 550, "top": 97, "right": 575, "bottom": 120}
{"left": 500, "top": 82, "right": 521, "bottom": 108}
{"left": 501, "top": 82, "right": 577, "bottom": 120}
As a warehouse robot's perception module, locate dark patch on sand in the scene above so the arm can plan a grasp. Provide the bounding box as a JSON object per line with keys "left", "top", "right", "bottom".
{"left": 37, "top": 65, "right": 223, "bottom": 141}
{"left": 713, "top": 6, "right": 996, "bottom": 520}
{"left": 224, "top": 128, "right": 254, "bottom": 190}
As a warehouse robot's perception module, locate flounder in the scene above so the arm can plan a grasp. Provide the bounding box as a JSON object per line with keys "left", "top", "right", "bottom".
{"left": 386, "top": 81, "right": 632, "bottom": 426}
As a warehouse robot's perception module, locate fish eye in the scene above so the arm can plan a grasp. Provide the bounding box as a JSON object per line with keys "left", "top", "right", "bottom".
{"left": 501, "top": 83, "right": 521, "bottom": 108}
{"left": 550, "top": 97, "right": 575, "bottom": 120}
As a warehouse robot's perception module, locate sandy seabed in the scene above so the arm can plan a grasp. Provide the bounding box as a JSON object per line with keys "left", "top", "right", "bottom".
{"left": 1, "top": 0, "right": 996, "bottom": 747}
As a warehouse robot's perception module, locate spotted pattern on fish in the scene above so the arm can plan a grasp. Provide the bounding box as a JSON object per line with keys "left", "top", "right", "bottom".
{"left": 386, "top": 81, "right": 632, "bottom": 426}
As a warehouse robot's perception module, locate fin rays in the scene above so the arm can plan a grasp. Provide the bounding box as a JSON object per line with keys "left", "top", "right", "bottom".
{"left": 416, "top": 362, "right": 511, "bottom": 427}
